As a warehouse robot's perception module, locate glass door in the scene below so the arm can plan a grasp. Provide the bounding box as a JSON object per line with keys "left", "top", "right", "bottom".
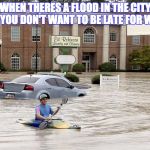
{"left": 82, "top": 53, "right": 91, "bottom": 72}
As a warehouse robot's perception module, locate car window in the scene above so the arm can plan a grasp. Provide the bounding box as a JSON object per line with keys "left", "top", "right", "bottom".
{"left": 12, "top": 76, "right": 39, "bottom": 83}
{"left": 55, "top": 78, "right": 70, "bottom": 88}
{"left": 46, "top": 78, "right": 58, "bottom": 86}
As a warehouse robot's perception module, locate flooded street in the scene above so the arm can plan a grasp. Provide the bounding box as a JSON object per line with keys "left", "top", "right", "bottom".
{"left": 0, "top": 72, "right": 150, "bottom": 150}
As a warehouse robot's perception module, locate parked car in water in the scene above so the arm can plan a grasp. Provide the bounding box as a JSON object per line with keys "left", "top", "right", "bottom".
{"left": 0, "top": 74, "right": 87, "bottom": 100}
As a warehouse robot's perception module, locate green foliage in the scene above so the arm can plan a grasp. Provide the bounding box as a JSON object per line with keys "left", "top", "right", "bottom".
{"left": 0, "top": 62, "right": 6, "bottom": 72}
{"left": 60, "top": 48, "right": 70, "bottom": 55}
{"left": 91, "top": 74, "right": 100, "bottom": 84}
{"left": 129, "top": 46, "right": 150, "bottom": 71}
{"left": 64, "top": 73, "right": 79, "bottom": 82}
{"left": 72, "top": 63, "right": 85, "bottom": 72}
{"left": 90, "top": 0, "right": 105, "bottom": 2}
{"left": 127, "top": 0, "right": 149, "bottom": 2}
{"left": 91, "top": 74, "right": 112, "bottom": 84}
{"left": 1, "top": 0, "right": 31, "bottom": 1}
{"left": 99, "top": 62, "right": 116, "bottom": 72}
{"left": 51, "top": 69, "right": 61, "bottom": 72}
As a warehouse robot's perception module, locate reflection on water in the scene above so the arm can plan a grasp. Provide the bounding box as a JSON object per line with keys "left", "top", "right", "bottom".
{"left": 0, "top": 73, "right": 150, "bottom": 150}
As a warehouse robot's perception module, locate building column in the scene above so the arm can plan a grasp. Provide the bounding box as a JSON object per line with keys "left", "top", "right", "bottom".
{"left": 102, "top": 25, "right": 109, "bottom": 63}
{"left": 120, "top": 26, "right": 126, "bottom": 70}
{"left": 72, "top": 23, "right": 78, "bottom": 64}
{"left": 52, "top": 25, "right": 59, "bottom": 70}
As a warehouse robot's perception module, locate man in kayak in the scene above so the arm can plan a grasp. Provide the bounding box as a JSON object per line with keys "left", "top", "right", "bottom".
{"left": 35, "top": 94, "right": 61, "bottom": 121}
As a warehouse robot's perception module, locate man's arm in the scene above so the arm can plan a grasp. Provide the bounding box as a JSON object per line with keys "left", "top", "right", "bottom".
{"left": 35, "top": 106, "right": 47, "bottom": 120}
{"left": 36, "top": 113, "right": 47, "bottom": 120}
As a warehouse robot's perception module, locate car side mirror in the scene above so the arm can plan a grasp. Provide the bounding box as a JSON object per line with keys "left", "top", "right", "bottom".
{"left": 68, "top": 85, "right": 74, "bottom": 89}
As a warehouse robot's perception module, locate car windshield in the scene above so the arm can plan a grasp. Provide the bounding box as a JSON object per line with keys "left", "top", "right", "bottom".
{"left": 12, "top": 76, "right": 39, "bottom": 83}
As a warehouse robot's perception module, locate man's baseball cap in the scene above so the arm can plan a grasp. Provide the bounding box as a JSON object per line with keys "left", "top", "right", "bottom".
{"left": 39, "top": 94, "right": 48, "bottom": 100}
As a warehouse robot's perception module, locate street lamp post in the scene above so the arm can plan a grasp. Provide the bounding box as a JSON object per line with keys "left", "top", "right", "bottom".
{"left": 0, "top": 40, "right": 2, "bottom": 64}
{"left": 35, "top": 24, "right": 38, "bottom": 73}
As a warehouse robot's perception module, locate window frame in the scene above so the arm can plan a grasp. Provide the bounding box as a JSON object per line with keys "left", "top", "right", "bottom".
{"left": 110, "top": 32, "right": 117, "bottom": 42}
{"left": 131, "top": 65, "right": 141, "bottom": 70}
{"left": 83, "top": 28, "right": 95, "bottom": 43}
{"left": 109, "top": 56, "right": 117, "bottom": 69}
{"left": 46, "top": 78, "right": 58, "bottom": 87}
{"left": 32, "top": 26, "right": 41, "bottom": 42}
{"left": 55, "top": 78, "right": 71, "bottom": 88}
{"left": 11, "top": 26, "right": 20, "bottom": 42}
{"left": 12, "top": 76, "right": 39, "bottom": 83}
{"left": 132, "top": 36, "right": 140, "bottom": 45}
{"left": 31, "top": 54, "right": 41, "bottom": 70}
{"left": 11, "top": 53, "right": 20, "bottom": 70}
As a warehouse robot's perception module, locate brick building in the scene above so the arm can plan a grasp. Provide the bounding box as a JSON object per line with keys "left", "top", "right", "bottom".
{"left": 0, "top": 24, "right": 150, "bottom": 72}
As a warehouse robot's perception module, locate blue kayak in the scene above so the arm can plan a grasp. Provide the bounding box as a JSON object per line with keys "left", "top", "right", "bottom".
{"left": 17, "top": 119, "right": 81, "bottom": 129}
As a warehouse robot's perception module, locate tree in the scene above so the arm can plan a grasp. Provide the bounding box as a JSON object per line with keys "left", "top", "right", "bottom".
{"left": 129, "top": 46, "right": 150, "bottom": 71}
{"left": 0, "top": 0, "right": 31, "bottom": 2}
{"left": 127, "top": 0, "right": 150, "bottom": 2}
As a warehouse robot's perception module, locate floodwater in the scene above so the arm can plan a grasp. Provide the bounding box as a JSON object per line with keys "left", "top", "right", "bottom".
{"left": 0, "top": 72, "right": 150, "bottom": 150}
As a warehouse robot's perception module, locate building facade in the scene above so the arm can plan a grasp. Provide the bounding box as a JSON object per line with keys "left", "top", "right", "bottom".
{"left": 0, "top": 24, "right": 150, "bottom": 71}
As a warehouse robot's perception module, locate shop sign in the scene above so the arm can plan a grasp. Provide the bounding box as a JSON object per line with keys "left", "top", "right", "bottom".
{"left": 49, "top": 36, "right": 80, "bottom": 47}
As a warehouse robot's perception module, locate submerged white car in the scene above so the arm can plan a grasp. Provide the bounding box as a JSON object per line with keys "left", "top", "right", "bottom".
{"left": 0, "top": 74, "right": 86, "bottom": 100}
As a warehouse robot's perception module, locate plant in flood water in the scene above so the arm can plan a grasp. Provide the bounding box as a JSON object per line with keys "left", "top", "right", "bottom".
{"left": 99, "top": 62, "right": 116, "bottom": 72}
{"left": 72, "top": 64, "right": 85, "bottom": 73}
{"left": 91, "top": 74, "right": 113, "bottom": 84}
{"left": 64, "top": 73, "right": 79, "bottom": 82}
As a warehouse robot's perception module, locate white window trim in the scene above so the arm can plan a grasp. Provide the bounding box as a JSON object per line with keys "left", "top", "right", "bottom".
{"left": 109, "top": 57, "right": 117, "bottom": 69}
{"left": 132, "top": 36, "right": 140, "bottom": 45}
{"left": 11, "top": 55, "right": 20, "bottom": 70}
{"left": 83, "top": 28, "right": 95, "bottom": 44}
{"left": 32, "top": 26, "right": 41, "bottom": 42}
{"left": 31, "top": 56, "right": 41, "bottom": 70}
{"left": 110, "top": 32, "right": 117, "bottom": 42}
{"left": 131, "top": 65, "right": 141, "bottom": 70}
{"left": 11, "top": 26, "right": 20, "bottom": 42}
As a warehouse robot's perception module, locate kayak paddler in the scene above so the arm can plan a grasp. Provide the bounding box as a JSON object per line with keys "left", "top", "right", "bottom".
{"left": 35, "top": 94, "right": 61, "bottom": 121}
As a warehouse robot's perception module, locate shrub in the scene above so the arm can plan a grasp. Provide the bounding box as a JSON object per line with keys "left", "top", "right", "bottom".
{"left": 91, "top": 75, "right": 100, "bottom": 84}
{"left": 0, "top": 62, "right": 6, "bottom": 72}
{"left": 91, "top": 74, "right": 113, "bottom": 84}
{"left": 72, "top": 64, "right": 85, "bottom": 72}
{"left": 65, "top": 73, "right": 79, "bottom": 82}
{"left": 27, "top": 71, "right": 34, "bottom": 74}
{"left": 99, "top": 62, "right": 116, "bottom": 72}
{"left": 51, "top": 69, "right": 61, "bottom": 72}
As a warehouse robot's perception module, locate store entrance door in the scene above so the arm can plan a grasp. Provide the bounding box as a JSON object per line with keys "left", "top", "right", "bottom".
{"left": 82, "top": 53, "right": 91, "bottom": 72}
{"left": 82, "top": 60, "right": 90, "bottom": 72}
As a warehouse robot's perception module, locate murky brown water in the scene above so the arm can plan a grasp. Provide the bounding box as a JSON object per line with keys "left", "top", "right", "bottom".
{"left": 0, "top": 72, "right": 150, "bottom": 150}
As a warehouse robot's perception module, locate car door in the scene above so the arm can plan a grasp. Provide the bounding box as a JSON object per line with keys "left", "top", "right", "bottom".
{"left": 45, "top": 78, "right": 62, "bottom": 98}
{"left": 55, "top": 78, "right": 77, "bottom": 97}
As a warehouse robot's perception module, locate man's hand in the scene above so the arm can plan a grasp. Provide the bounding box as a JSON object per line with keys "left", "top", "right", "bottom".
{"left": 57, "top": 105, "right": 61, "bottom": 109}
{"left": 45, "top": 116, "right": 52, "bottom": 121}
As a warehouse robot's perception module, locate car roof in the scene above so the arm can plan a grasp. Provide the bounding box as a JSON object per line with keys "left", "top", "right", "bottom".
{"left": 11, "top": 74, "right": 71, "bottom": 85}
{"left": 24, "top": 74, "right": 63, "bottom": 78}
{"left": 20, "top": 74, "right": 69, "bottom": 81}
